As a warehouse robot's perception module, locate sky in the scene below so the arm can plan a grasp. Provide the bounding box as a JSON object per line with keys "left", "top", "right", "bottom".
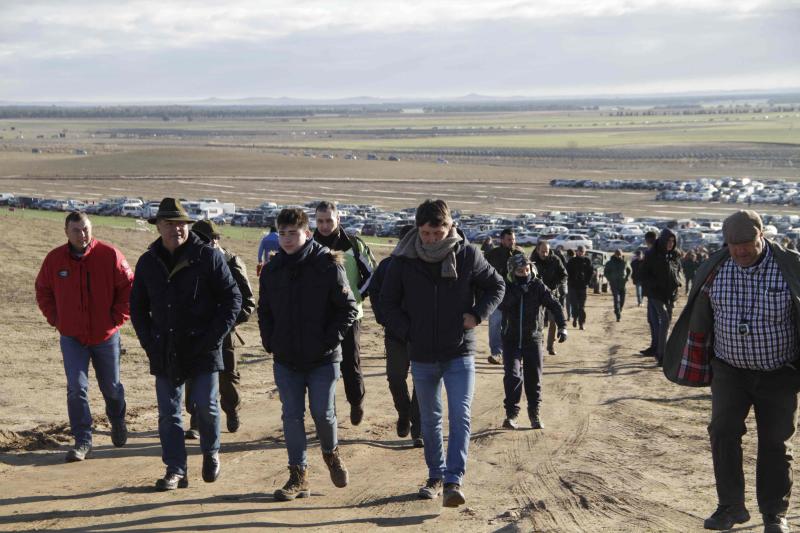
{"left": 1, "top": 0, "right": 798, "bottom": 102}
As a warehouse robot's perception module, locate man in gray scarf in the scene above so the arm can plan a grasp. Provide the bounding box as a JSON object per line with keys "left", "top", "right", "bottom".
{"left": 380, "top": 199, "right": 505, "bottom": 508}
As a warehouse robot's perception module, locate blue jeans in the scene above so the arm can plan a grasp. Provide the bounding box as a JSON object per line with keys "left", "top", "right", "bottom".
{"left": 411, "top": 356, "right": 475, "bottom": 485}
{"left": 155, "top": 372, "right": 220, "bottom": 476}
{"left": 488, "top": 308, "right": 503, "bottom": 356}
{"left": 635, "top": 284, "right": 643, "bottom": 306}
{"left": 60, "top": 331, "right": 125, "bottom": 446}
{"left": 650, "top": 298, "right": 673, "bottom": 362}
{"left": 273, "top": 361, "right": 340, "bottom": 467}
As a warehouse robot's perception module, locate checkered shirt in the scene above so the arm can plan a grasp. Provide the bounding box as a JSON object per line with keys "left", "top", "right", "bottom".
{"left": 709, "top": 243, "right": 798, "bottom": 370}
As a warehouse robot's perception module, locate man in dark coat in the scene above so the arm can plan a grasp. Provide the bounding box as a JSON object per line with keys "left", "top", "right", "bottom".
{"left": 531, "top": 239, "right": 568, "bottom": 355}
{"left": 184, "top": 220, "right": 256, "bottom": 438}
{"left": 381, "top": 199, "right": 504, "bottom": 508}
{"left": 259, "top": 208, "right": 359, "bottom": 501}
{"left": 130, "top": 198, "right": 242, "bottom": 491}
{"left": 483, "top": 228, "right": 523, "bottom": 364}
{"left": 566, "top": 246, "right": 593, "bottom": 330}
{"left": 603, "top": 249, "right": 632, "bottom": 322}
{"left": 639, "top": 228, "right": 682, "bottom": 364}
{"left": 368, "top": 225, "right": 422, "bottom": 447}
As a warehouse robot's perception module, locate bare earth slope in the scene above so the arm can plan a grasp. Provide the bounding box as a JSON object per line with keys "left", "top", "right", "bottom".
{"left": 0, "top": 212, "right": 792, "bottom": 532}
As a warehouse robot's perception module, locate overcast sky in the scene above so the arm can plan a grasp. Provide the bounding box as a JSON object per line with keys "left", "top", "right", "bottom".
{"left": 1, "top": 0, "right": 798, "bottom": 102}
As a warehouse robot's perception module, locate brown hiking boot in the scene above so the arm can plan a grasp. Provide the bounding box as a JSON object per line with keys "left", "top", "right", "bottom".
{"left": 322, "top": 447, "right": 349, "bottom": 488}
{"left": 274, "top": 465, "right": 310, "bottom": 501}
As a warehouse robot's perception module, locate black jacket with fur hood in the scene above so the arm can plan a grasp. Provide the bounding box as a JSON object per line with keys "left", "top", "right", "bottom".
{"left": 640, "top": 228, "right": 683, "bottom": 303}
{"left": 258, "top": 239, "right": 358, "bottom": 372}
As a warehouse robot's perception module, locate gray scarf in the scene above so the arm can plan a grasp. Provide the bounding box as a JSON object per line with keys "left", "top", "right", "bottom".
{"left": 393, "top": 226, "right": 460, "bottom": 279}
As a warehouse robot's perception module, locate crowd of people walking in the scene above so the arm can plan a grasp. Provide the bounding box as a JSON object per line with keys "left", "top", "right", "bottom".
{"left": 33, "top": 200, "right": 800, "bottom": 531}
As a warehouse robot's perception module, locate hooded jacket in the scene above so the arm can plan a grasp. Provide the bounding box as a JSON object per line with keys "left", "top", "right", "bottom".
{"left": 35, "top": 238, "right": 133, "bottom": 346}
{"left": 258, "top": 239, "right": 358, "bottom": 372}
{"left": 500, "top": 274, "right": 566, "bottom": 347}
{"left": 380, "top": 229, "right": 505, "bottom": 362}
{"left": 567, "top": 255, "right": 593, "bottom": 289}
{"left": 314, "top": 227, "right": 376, "bottom": 320}
{"left": 640, "top": 228, "right": 682, "bottom": 303}
{"left": 130, "top": 232, "right": 242, "bottom": 384}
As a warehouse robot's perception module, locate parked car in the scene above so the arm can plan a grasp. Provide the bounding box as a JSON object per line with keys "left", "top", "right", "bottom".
{"left": 549, "top": 234, "right": 593, "bottom": 251}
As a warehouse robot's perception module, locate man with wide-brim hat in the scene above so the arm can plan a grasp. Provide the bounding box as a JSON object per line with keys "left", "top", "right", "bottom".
{"left": 665, "top": 210, "right": 800, "bottom": 532}
{"left": 130, "top": 197, "right": 242, "bottom": 491}
{"left": 182, "top": 219, "right": 255, "bottom": 439}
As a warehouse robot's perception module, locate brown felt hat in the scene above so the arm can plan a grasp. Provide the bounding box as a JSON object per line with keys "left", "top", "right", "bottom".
{"left": 148, "top": 197, "right": 193, "bottom": 224}
{"left": 722, "top": 210, "right": 763, "bottom": 244}
{"left": 192, "top": 219, "right": 221, "bottom": 242}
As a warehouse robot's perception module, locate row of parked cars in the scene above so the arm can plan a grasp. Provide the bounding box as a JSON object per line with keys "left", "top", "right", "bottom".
{"left": 4, "top": 192, "right": 799, "bottom": 255}
{"left": 550, "top": 177, "right": 800, "bottom": 206}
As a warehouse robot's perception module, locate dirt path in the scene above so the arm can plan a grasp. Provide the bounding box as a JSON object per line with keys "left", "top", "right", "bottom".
{"left": 0, "top": 214, "right": 790, "bottom": 532}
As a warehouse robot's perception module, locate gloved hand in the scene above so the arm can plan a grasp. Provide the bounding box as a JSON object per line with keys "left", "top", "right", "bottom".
{"left": 557, "top": 329, "right": 568, "bottom": 343}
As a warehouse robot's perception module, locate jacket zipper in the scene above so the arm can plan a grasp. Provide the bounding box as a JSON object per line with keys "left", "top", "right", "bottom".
{"left": 433, "top": 284, "right": 438, "bottom": 352}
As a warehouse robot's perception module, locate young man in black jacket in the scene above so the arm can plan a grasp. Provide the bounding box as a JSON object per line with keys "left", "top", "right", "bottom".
{"left": 640, "top": 228, "right": 682, "bottom": 365}
{"left": 483, "top": 228, "right": 523, "bottom": 364}
{"left": 258, "top": 208, "right": 359, "bottom": 501}
{"left": 566, "top": 246, "right": 593, "bottom": 330}
{"left": 500, "top": 254, "right": 567, "bottom": 430}
{"left": 368, "top": 225, "right": 422, "bottom": 447}
{"left": 381, "top": 199, "right": 504, "bottom": 508}
{"left": 130, "top": 198, "right": 242, "bottom": 491}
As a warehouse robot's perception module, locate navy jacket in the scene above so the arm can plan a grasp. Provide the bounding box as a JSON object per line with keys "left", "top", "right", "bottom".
{"left": 380, "top": 237, "right": 505, "bottom": 362}
{"left": 500, "top": 276, "right": 566, "bottom": 347}
{"left": 258, "top": 240, "right": 358, "bottom": 372}
{"left": 130, "top": 232, "right": 242, "bottom": 384}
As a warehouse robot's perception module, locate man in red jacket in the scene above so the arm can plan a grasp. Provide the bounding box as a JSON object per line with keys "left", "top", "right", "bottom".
{"left": 35, "top": 211, "right": 134, "bottom": 462}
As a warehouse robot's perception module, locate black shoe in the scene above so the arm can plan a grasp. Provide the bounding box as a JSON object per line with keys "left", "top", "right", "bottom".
{"left": 487, "top": 354, "right": 502, "bottom": 365}
{"left": 572, "top": 318, "right": 577, "bottom": 328}
{"left": 65, "top": 443, "right": 92, "bottom": 463}
{"left": 226, "top": 412, "right": 240, "bottom": 433}
{"left": 502, "top": 417, "right": 518, "bottom": 430}
{"left": 155, "top": 472, "right": 188, "bottom": 491}
{"left": 615, "top": 311, "right": 621, "bottom": 322}
{"left": 396, "top": 416, "right": 411, "bottom": 438}
{"left": 639, "top": 347, "right": 655, "bottom": 356}
{"left": 350, "top": 403, "right": 364, "bottom": 426}
{"left": 418, "top": 478, "right": 442, "bottom": 499}
{"left": 442, "top": 483, "right": 466, "bottom": 507}
{"left": 703, "top": 504, "right": 750, "bottom": 530}
{"left": 184, "top": 428, "right": 199, "bottom": 440}
{"left": 547, "top": 347, "right": 557, "bottom": 356}
{"left": 763, "top": 513, "right": 790, "bottom": 533}
{"left": 202, "top": 452, "right": 220, "bottom": 483}
{"left": 111, "top": 418, "right": 127, "bottom": 447}
{"left": 412, "top": 437, "right": 424, "bottom": 448}
{"left": 579, "top": 323, "right": 584, "bottom": 330}
{"left": 529, "top": 411, "right": 543, "bottom": 430}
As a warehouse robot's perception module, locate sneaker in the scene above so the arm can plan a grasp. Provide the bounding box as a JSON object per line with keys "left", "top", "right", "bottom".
{"left": 487, "top": 354, "right": 503, "bottom": 365}
{"left": 202, "top": 452, "right": 220, "bottom": 483}
{"left": 274, "top": 465, "right": 310, "bottom": 501}
{"left": 703, "top": 504, "right": 750, "bottom": 530}
{"left": 412, "top": 437, "right": 424, "bottom": 448}
{"left": 226, "top": 412, "right": 240, "bottom": 433}
{"left": 442, "top": 483, "right": 466, "bottom": 507}
{"left": 396, "top": 416, "right": 411, "bottom": 438}
{"left": 350, "top": 403, "right": 364, "bottom": 426}
{"left": 763, "top": 513, "right": 790, "bottom": 533}
{"left": 184, "top": 428, "right": 199, "bottom": 440}
{"left": 529, "top": 409, "right": 543, "bottom": 430}
{"left": 322, "top": 447, "right": 349, "bottom": 488}
{"left": 155, "top": 471, "right": 188, "bottom": 491}
{"left": 110, "top": 418, "right": 127, "bottom": 447}
{"left": 65, "top": 443, "right": 92, "bottom": 463}
{"left": 502, "top": 417, "right": 518, "bottom": 430}
{"left": 418, "top": 478, "right": 442, "bottom": 499}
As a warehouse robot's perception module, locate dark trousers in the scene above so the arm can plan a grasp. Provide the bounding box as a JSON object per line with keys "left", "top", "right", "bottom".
{"left": 186, "top": 332, "right": 240, "bottom": 425}
{"left": 610, "top": 286, "right": 626, "bottom": 315}
{"left": 502, "top": 340, "right": 543, "bottom": 418}
{"left": 568, "top": 286, "right": 587, "bottom": 326}
{"left": 341, "top": 319, "right": 365, "bottom": 407}
{"left": 545, "top": 311, "right": 557, "bottom": 350}
{"left": 384, "top": 335, "right": 420, "bottom": 439}
{"left": 709, "top": 358, "right": 800, "bottom": 515}
{"left": 646, "top": 297, "right": 658, "bottom": 351}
